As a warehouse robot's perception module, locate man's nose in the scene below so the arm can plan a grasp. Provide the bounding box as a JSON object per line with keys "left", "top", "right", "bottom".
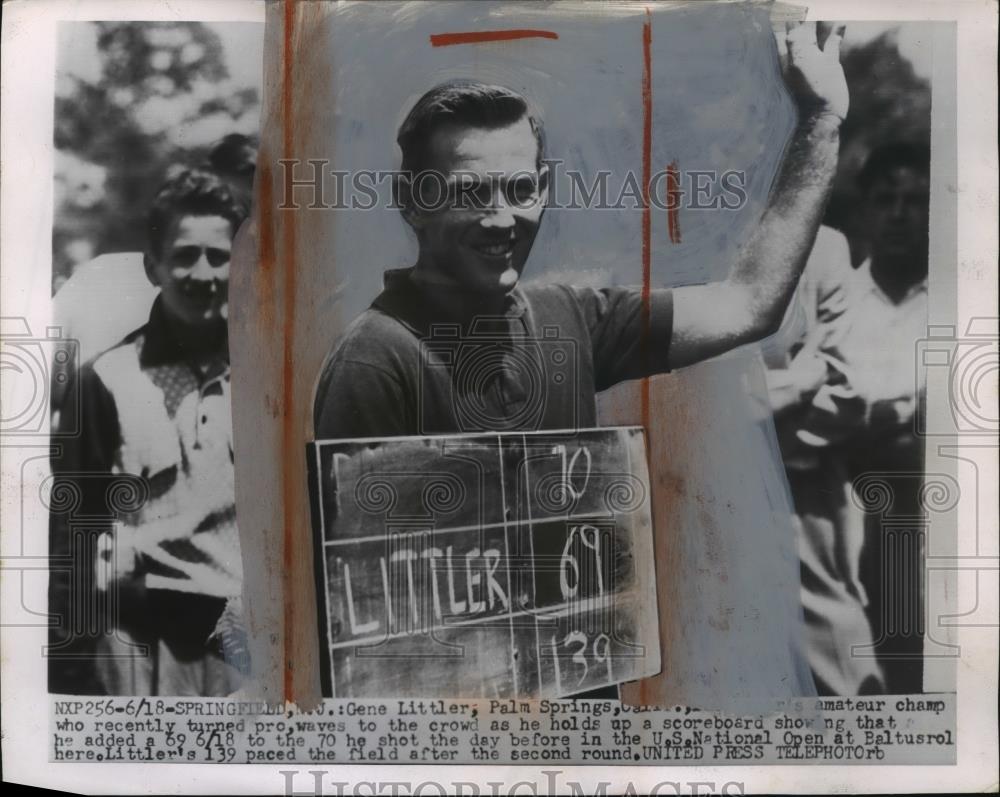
{"left": 480, "top": 187, "right": 516, "bottom": 229}
{"left": 190, "top": 251, "right": 216, "bottom": 280}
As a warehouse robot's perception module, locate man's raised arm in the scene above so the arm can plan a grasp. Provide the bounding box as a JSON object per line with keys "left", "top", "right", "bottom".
{"left": 668, "top": 21, "right": 849, "bottom": 369}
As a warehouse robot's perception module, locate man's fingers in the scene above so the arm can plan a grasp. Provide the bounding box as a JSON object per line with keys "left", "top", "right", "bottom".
{"left": 774, "top": 26, "right": 789, "bottom": 68}
{"left": 820, "top": 352, "right": 857, "bottom": 387}
{"left": 785, "top": 19, "right": 817, "bottom": 56}
{"left": 824, "top": 23, "right": 847, "bottom": 58}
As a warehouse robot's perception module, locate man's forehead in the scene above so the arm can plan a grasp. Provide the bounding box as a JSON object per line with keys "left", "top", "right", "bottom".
{"left": 427, "top": 118, "right": 538, "bottom": 174}
{"left": 170, "top": 214, "right": 234, "bottom": 239}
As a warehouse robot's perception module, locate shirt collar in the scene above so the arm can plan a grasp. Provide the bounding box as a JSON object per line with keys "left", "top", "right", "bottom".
{"left": 858, "top": 259, "right": 928, "bottom": 305}
{"left": 372, "top": 267, "right": 528, "bottom": 338}
{"left": 139, "top": 294, "right": 230, "bottom": 378}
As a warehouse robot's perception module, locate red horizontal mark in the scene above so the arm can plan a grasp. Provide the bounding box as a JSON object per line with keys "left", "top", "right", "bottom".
{"left": 430, "top": 29, "right": 558, "bottom": 47}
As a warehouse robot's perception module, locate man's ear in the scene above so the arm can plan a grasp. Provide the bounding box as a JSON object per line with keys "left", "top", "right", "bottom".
{"left": 143, "top": 251, "right": 162, "bottom": 287}
{"left": 395, "top": 173, "right": 426, "bottom": 230}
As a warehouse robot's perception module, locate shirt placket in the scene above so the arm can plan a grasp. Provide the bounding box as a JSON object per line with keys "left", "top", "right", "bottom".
{"left": 191, "top": 366, "right": 230, "bottom": 451}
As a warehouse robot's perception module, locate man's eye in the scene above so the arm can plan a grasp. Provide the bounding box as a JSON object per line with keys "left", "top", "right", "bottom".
{"left": 454, "top": 181, "right": 491, "bottom": 208}
{"left": 206, "top": 248, "right": 231, "bottom": 267}
{"left": 167, "top": 246, "right": 231, "bottom": 267}
{"left": 169, "top": 246, "right": 201, "bottom": 267}
{"left": 507, "top": 179, "right": 538, "bottom": 206}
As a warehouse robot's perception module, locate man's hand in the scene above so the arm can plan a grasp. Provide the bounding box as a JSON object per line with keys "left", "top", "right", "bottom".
{"left": 95, "top": 525, "right": 143, "bottom": 593}
{"left": 780, "top": 21, "right": 849, "bottom": 123}
{"left": 791, "top": 349, "right": 830, "bottom": 399}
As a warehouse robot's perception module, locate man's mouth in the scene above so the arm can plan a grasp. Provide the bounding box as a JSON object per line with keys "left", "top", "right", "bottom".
{"left": 179, "top": 281, "right": 225, "bottom": 306}
{"left": 470, "top": 238, "right": 515, "bottom": 259}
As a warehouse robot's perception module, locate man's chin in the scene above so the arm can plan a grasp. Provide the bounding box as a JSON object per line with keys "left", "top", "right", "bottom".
{"left": 876, "top": 242, "right": 918, "bottom": 261}
{"left": 178, "top": 309, "right": 227, "bottom": 330}
{"left": 496, "top": 266, "right": 520, "bottom": 291}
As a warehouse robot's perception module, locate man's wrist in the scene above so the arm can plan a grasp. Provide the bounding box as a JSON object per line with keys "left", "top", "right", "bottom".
{"left": 796, "top": 108, "right": 843, "bottom": 137}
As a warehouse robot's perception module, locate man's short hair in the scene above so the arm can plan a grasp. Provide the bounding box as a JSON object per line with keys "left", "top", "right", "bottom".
{"left": 858, "top": 141, "right": 930, "bottom": 194}
{"left": 397, "top": 80, "right": 545, "bottom": 175}
{"left": 147, "top": 168, "right": 248, "bottom": 259}
{"left": 206, "top": 133, "right": 258, "bottom": 182}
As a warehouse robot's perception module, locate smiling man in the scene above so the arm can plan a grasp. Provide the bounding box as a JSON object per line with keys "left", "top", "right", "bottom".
{"left": 315, "top": 22, "right": 850, "bottom": 441}
{"left": 49, "top": 168, "right": 248, "bottom": 696}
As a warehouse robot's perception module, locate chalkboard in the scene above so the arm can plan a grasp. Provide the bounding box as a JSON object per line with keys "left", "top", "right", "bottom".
{"left": 307, "top": 427, "right": 661, "bottom": 698}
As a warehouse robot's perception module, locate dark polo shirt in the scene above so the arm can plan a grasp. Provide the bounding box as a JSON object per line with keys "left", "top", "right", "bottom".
{"left": 314, "top": 268, "right": 674, "bottom": 439}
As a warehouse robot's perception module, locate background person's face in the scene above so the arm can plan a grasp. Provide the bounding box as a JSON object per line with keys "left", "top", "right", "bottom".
{"left": 865, "top": 166, "right": 930, "bottom": 271}
{"left": 150, "top": 214, "right": 233, "bottom": 328}
{"left": 409, "top": 117, "right": 547, "bottom": 295}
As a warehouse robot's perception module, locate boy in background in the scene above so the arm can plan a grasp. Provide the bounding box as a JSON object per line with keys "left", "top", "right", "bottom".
{"left": 49, "top": 168, "right": 247, "bottom": 696}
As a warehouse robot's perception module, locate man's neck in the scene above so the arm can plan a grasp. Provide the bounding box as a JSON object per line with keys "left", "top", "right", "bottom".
{"left": 870, "top": 255, "right": 927, "bottom": 304}
{"left": 410, "top": 263, "right": 511, "bottom": 319}
{"left": 163, "top": 312, "right": 229, "bottom": 365}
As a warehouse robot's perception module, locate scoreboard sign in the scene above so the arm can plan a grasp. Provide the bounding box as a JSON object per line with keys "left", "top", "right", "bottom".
{"left": 306, "top": 427, "right": 661, "bottom": 698}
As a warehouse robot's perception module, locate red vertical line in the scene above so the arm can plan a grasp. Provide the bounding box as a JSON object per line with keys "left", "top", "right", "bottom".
{"left": 640, "top": 10, "right": 653, "bottom": 437}
{"left": 281, "top": 0, "right": 297, "bottom": 704}
{"left": 258, "top": 162, "right": 275, "bottom": 286}
{"left": 666, "top": 161, "right": 681, "bottom": 244}
{"left": 637, "top": 9, "right": 653, "bottom": 707}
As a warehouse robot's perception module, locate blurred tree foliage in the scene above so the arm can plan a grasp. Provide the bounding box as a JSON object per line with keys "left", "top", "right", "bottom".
{"left": 53, "top": 22, "right": 259, "bottom": 291}
{"left": 53, "top": 24, "right": 929, "bottom": 290}
{"left": 825, "top": 31, "right": 933, "bottom": 265}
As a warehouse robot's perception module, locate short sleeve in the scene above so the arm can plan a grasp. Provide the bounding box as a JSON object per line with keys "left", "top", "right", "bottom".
{"left": 568, "top": 286, "right": 674, "bottom": 391}
{"left": 313, "top": 357, "right": 411, "bottom": 440}
{"left": 810, "top": 226, "right": 854, "bottom": 326}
